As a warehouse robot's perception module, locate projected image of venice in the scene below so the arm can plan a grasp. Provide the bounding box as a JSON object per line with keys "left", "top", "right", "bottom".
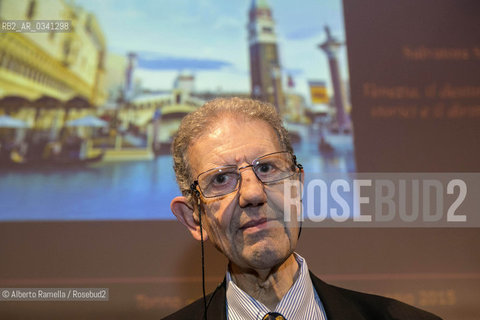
{"left": 0, "top": 0, "right": 354, "bottom": 220}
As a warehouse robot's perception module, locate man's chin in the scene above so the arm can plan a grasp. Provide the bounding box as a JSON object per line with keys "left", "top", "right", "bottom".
{"left": 241, "top": 244, "right": 292, "bottom": 270}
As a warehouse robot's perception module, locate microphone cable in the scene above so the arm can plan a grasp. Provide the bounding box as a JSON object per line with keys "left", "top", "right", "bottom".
{"left": 196, "top": 195, "right": 208, "bottom": 320}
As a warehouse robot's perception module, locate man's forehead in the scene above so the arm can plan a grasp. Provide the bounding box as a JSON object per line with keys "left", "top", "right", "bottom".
{"left": 187, "top": 116, "right": 282, "bottom": 171}
{"left": 200, "top": 115, "right": 277, "bottom": 144}
{"left": 206, "top": 125, "right": 224, "bottom": 141}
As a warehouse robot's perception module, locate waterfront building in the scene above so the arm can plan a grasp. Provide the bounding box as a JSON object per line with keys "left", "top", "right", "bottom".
{"left": 284, "top": 92, "right": 308, "bottom": 123}
{"left": 0, "top": 0, "right": 106, "bottom": 137}
{"left": 281, "top": 75, "right": 307, "bottom": 123}
{"left": 91, "top": 72, "right": 205, "bottom": 159}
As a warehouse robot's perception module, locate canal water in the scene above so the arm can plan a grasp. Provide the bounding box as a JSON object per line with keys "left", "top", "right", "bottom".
{"left": 0, "top": 134, "right": 355, "bottom": 221}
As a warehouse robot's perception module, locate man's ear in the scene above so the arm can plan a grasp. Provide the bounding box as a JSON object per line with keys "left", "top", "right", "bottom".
{"left": 170, "top": 196, "right": 208, "bottom": 241}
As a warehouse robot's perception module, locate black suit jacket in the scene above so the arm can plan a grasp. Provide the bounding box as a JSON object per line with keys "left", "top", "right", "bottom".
{"left": 163, "top": 272, "right": 442, "bottom": 319}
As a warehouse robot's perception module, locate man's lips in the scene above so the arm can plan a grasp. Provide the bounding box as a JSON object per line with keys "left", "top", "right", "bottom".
{"left": 240, "top": 218, "right": 269, "bottom": 232}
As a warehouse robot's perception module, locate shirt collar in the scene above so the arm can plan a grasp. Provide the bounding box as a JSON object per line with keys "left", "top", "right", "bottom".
{"left": 226, "top": 253, "right": 325, "bottom": 320}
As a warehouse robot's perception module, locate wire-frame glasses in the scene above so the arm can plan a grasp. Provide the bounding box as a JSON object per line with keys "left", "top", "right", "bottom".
{"left": 190, "top": 151, "right": 303, "bottom": 198}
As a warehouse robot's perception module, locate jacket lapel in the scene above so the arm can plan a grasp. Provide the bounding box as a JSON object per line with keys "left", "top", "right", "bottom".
{"left": 310, "top": 272, "right": 367, "bottom": 320}
{"left": 205, "top": 279, "right": 227, "bottom": 320}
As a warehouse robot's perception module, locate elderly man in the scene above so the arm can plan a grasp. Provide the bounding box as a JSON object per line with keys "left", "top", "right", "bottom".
{"left": 164, "top": 98, "right": 441, "bottom": 320}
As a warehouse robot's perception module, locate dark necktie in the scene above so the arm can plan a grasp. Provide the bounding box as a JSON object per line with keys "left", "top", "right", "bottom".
{"left": 262, "top": 312, "right": 286, "bottom": 320}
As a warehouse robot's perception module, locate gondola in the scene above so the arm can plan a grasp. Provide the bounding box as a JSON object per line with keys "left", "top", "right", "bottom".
{"left": 0, "top": 152, "right": 104, "bottom": 169}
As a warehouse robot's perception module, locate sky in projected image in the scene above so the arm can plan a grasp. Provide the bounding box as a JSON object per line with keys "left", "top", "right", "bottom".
{"left": 76, "top": 0, "right": 349, "bottom": 101}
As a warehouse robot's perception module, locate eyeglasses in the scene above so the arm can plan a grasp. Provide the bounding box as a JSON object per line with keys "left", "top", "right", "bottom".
{"left": 190, "top": 151, "right": 303, "bottom": 198}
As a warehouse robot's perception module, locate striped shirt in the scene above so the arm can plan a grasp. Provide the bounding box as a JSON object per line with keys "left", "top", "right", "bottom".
{"left": 226, "top": 253, "right": 328, "bottom": 320}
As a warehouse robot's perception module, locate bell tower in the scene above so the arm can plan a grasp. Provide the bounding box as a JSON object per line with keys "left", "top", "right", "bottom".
{"left": 248, "top": 0, "right": 284, "bottom": 113}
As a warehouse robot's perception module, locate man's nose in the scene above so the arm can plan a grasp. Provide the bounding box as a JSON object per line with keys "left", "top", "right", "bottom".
{"left": 238, "top": 167, "right": 267, "bottom": 208}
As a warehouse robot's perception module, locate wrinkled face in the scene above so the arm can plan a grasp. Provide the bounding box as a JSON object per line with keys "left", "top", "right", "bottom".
{"left": 188, "top": 116, "right": 301, "bottom": 271}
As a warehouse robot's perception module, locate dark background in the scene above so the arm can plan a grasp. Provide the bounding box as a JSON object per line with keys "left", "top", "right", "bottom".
{"left": 1, "top": 222, "right": 479, "bottom": 319}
